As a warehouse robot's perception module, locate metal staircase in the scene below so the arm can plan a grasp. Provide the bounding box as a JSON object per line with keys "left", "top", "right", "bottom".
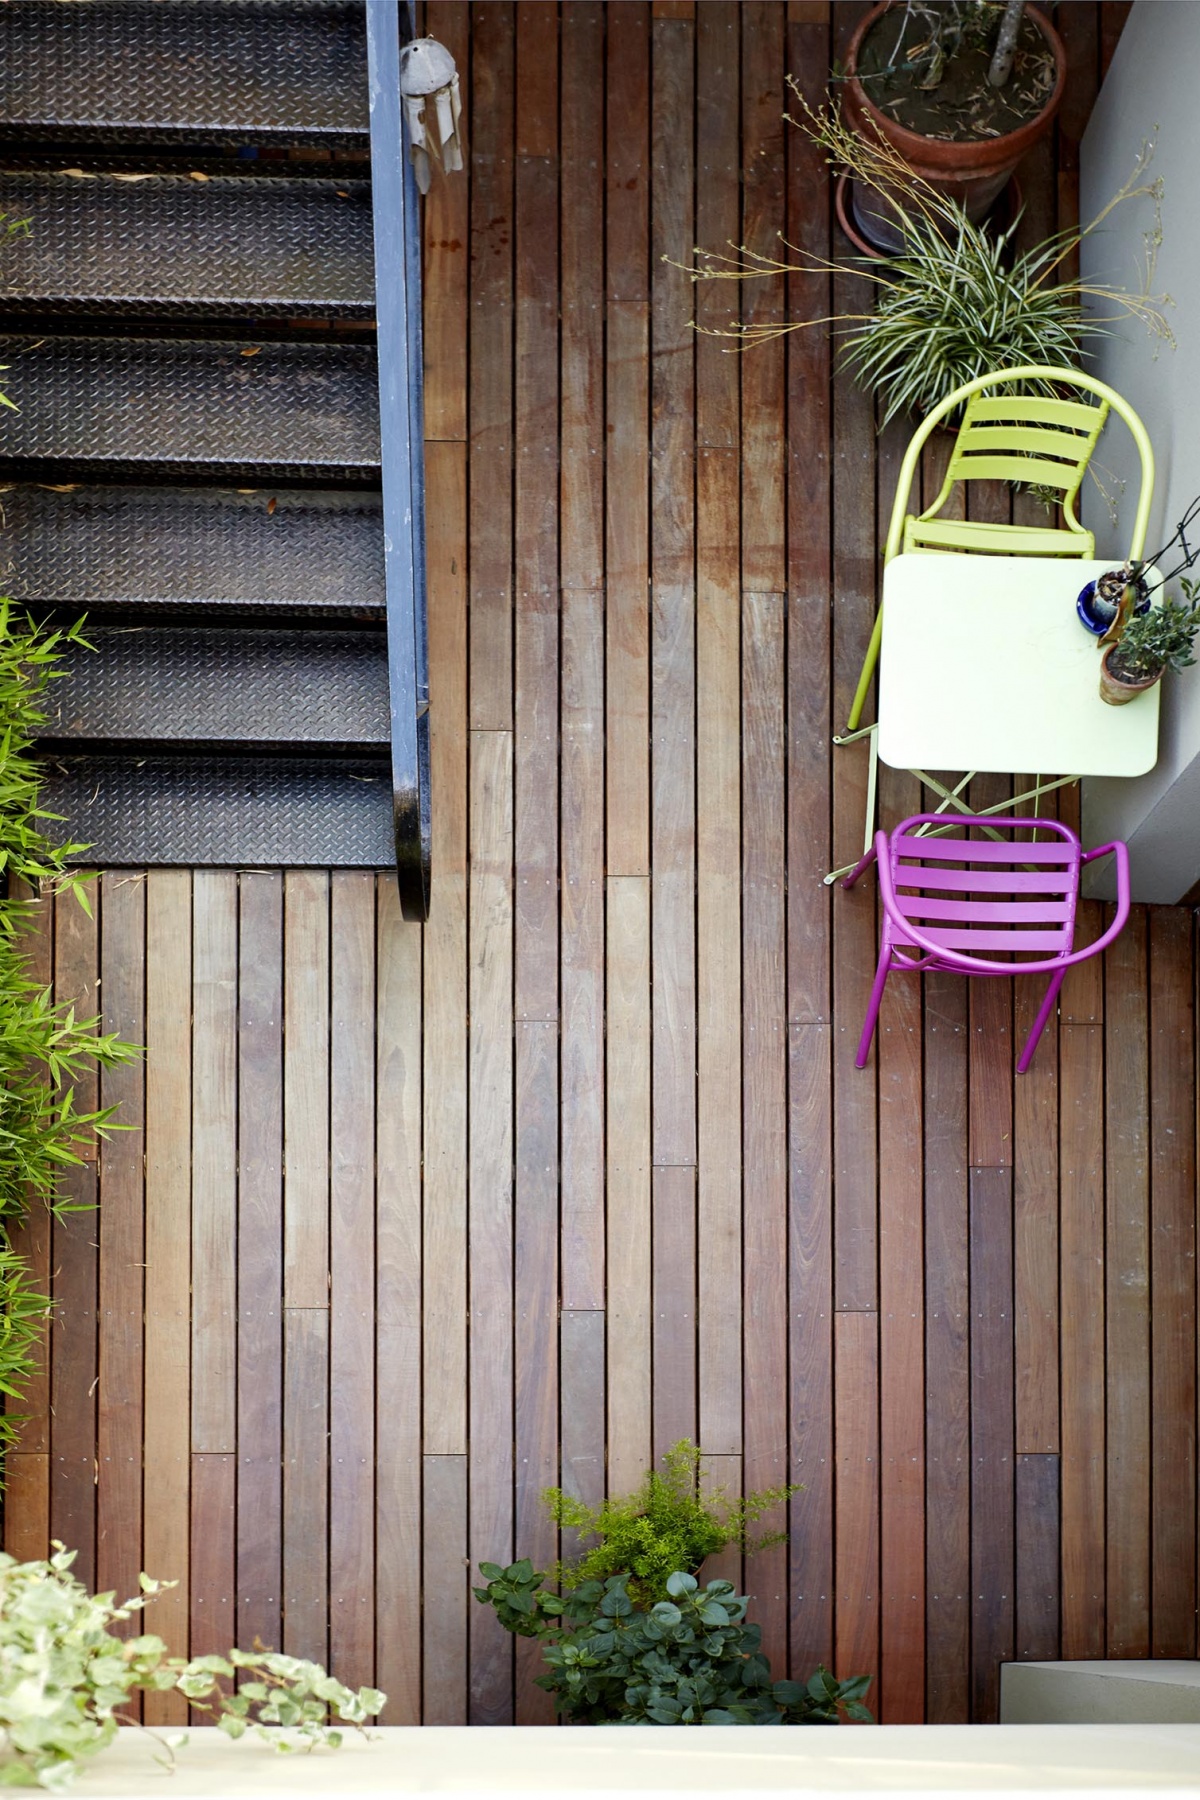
{"left": 0, "top": 0, "right": 430, "bottom": 917}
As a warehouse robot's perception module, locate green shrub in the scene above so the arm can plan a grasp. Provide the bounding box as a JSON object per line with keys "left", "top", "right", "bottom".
{"left": 544, "top": 1439, "right": 798, "bottom": 1606}
{"left": 0, "top": 602, "right": 137, "bottom": 1465}
{"left": 0, "top": 1545, "right": 384, "bottom": 1790}
{"left": 473, "top": 1564, "right": 872, "bottom": 1727}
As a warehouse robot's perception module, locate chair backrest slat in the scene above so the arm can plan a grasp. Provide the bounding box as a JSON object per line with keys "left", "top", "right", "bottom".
{"left": 894, "top": 834, "right": 1076, "bottom": 865}
{"left": 965, "top": 396, "right": 1106, "bottom": 431}
{"left": 896, "top": 895, "right": 1074, "bottom": 924}
{"left": 895, "top": 863, "right": 1075, "bottom": 894}
{"left": 894, "top": 923, "right": 1073, "bottom": 953}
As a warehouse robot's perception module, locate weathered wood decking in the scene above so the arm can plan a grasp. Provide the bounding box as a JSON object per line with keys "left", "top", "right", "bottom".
{"left": 6, "top": 0, "right": 1197, "bottom": 1729}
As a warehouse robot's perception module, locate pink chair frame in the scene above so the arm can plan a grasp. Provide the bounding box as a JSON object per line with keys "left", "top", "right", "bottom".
{"left": 846, "top": 814, "right": 1131, "bottom": 1074}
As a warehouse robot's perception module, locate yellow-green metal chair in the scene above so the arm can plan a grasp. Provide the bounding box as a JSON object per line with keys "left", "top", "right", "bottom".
{"left": 827, "top": 365, "right": 1156, "bottom": 884}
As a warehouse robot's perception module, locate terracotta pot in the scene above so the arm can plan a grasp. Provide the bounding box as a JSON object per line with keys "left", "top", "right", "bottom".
{"left": 834, "top": 169, "right": 1023, "bottom": 259}
{"left": 843, "top": 2, "right": 1067, "bottom": 223}
{"left": 1098, "top": 644, "right": 1160, "bottom": 707}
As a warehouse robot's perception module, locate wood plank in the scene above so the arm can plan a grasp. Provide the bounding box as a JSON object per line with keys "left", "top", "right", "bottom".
{"left": 236, "top": 872, "right": 283, "bottom": 1660}
{"left": 1059, "top": 1021, "right": 1106, "bottom": 1659}
{"left": 652, "top": 1164, "right": 696, "bottom": 1458}
{"left": 834, "top": 1310, "right": 879, "bottom": 1709}
{"left": 189, "top": 1452, "right": 235, "bottom": 1670}
{"left": 828, "top": 12, "right": 878, "bottom": 1301}
{"left": 467, "top": 728, "right": 514, "bottom": 1726}
{"left": 560, "top": 1, "right": 604, "bottom": 593}
{"left": 785, "top": 2, "right": 833, "bottom": 1020}
{"left": 375, "top": 877, "right": 422, "bottom": 1725}
{"left": 789, "top": 1021, "right": 834, "bottom": 1684}
{"left": 514, "top": 1018, "right": 558, "bottom": 1725}
{"left": 1016, "top": 1453, "right": 1060, "bottom": 1662}
{"left": 1100, "top": 2, "right": 1133, "bottom": 79}
{"left": 329, "top": 873, "right": 376, "bottom": 1696}
{"left": 1104, "top": 905, "right": 1150, "bottom": 1658}
{"left": 513, "top": 4, "right": 558, "bottom": 1028}
{"left": 605, "top": 298, "right": 651, "bottom": 879}
{"left": 969, "top": 1167, "right": 1015, "bottom": 1724}
{"left": 6, "top": 880, "right": 52, "bottom": 1487}
{"left": 282, "top": 1306, "right": 328, "bottom": 1666}
{"left": 561, "top": 587, "right": 605, "bottom": 1312}
{"left": 924, "top": 970, "right": 970, "bottom": 1722}
{"left": 1148, "top": 907, "right": 1197, "bottom": 1656}
{"left": 878, "top": 956, "right": 924, "bottom": 1722}
{"left": 742, "top": 588, "right": 788, "bottom": 1672}
{"left": 1055, "top": 0, "right": 1098, "bottom": 283}
{"left": 96, "top": 871, "right": 145, "bottom": 1627}
{"left": 143, "top": 870, "right": 192, "bottom": 1725}
{"left": 606, "top": 2, "right": 650, "bottom": 305}
{"left": 50, "top": 880, "right": 100, "bottom": 1592}
{"left": 697, "top": 446, "right": 741, "bottom": 1455}
{"left": 191, "top": 873, "right": 236, "bottom": 1454}
{"left": 560, "top": 1309, "right": 606, "bottom": 1564}
{"left": 423, "top": 1454, "right": 467, "bottom": 1724}
{"left": 650, "top": 7, "right": 696, "bottom": 1170}
{"left": 694, "top": 3, "right": 739, "bottom": 453}
{"left": 466, "top": 0, "right": 514, "bottom": 731}
{"left": 606, "top": 876, "right": 651, "bottom": 1494}
{"left": 739, "top": 3, "right": 786, "bottom": 597}
{"left": 1013, "top": 950, "right": 1060, "bottom": 1454}
{"left": 4, "top": 1457, "right": 49, "bottom": 1562}
{"left": 283, "top": 871, "right": 328, "bottom": 1309}
{"left": 422, "top": 0, "right": 469, "bottom": 442}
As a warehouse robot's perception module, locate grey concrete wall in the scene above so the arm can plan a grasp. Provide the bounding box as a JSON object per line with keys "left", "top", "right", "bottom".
{"left": 1079, "top": 0, "right": 1200, "bottom": 901}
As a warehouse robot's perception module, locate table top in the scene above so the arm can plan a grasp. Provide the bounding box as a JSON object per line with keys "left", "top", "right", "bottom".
{"left": 877, "top": 554, "right": 1161, "bottom": 778}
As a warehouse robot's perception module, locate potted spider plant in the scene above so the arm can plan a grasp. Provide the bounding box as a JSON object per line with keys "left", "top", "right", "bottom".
{"left": 677, "top": 100, "right": 1171, "bottom": 433}
{"left": 1097, "top": 579, "right": 1200, "bottom": 707}
{"left": 841, "top": 1, "right": 1065, "bottom": 250}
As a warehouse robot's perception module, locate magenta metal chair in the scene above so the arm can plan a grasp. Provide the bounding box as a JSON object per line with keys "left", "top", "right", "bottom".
{"left": 846, "top": 815, "right": 1131, "bottom": 1074}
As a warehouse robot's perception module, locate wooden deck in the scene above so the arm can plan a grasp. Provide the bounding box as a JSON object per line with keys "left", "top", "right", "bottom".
{"left": 6, "top": 0, "right": 1198, "bottom": 1730}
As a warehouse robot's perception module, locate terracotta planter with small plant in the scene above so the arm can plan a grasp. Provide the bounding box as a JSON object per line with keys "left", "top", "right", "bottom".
{"left": 842, "top": 0, "right": 1066, "bottom": 245}
{"left": 1097, "top": 580, "right": 1200, "bottom": 707}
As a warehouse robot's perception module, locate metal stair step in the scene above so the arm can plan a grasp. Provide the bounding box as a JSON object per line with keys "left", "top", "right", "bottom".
{"left": 0, "top": 336, "right": 380, "bottom": 483}
{"left": 0, "top": 1, "right": 368, "bottom": 152}
{"left": 43, "top": 753, "right": 393, "bottom": 867}
{"left": 0, "top": 485, "right": 384, "bottom": 620}
{"left": 0, "top": 174, "right": 373, "bottom": 323}
{"left": 43, "top": 625, "right": 390, "bottom": 754}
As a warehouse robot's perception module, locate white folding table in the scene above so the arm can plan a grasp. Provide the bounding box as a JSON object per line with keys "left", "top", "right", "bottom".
{"left": 829, "top": 554, "right": 1162, "bottom": 883}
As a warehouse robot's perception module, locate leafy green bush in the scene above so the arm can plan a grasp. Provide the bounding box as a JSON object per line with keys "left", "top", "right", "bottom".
{"left": 0, "top": 602, "right": 137, "bottom": 1462}
{"left": 544, "top": 1439, "right": 797, "bottom": 1606}
{"left": 473, "top": 1564, "right": 872, "bottom": 1727}
{"left": 0, "top": 1545, "right": 385, "bottom": 1791}
{"left": 1107, "top": 577, "right": 1200, "bottom": 684}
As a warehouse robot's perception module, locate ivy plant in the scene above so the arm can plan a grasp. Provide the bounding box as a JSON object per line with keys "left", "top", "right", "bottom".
{"left": 473, "top": 1565, "right": 872, "bottom": 1727}
{"left": 0, "top": 1545, "right": 385, "bottom": 1791}
{"left": 544, "top": 1439, "right": 798, "bottom": 1606}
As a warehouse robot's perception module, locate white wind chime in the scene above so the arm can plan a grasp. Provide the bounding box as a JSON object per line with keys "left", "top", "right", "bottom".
{"left": 399, "top": 36, "right": 464, "bottom": 193}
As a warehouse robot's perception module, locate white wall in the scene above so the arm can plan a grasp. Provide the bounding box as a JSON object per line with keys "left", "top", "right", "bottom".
{"left": 1079, "top": 0, "right": 1200, "bottom": 901}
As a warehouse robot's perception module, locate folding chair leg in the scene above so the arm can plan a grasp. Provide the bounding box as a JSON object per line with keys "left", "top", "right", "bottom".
{"left": 1017, "top": 967, "right": 1066, "bottom": 1075}
{"left": 856, "top": 946, "right": 892, "bottom": 1069}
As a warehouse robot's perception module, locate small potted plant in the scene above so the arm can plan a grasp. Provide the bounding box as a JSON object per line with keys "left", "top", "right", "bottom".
{"left": 840, "top": 1, "right": 1066, "bottom": 249}
{"left": 1078, "top": 496, "right": 1200, "bottom": 636}
{"left": 1098, "top": 579, "right": 1200, "bottom": 707}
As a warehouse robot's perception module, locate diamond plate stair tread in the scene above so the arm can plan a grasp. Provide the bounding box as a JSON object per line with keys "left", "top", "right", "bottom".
{"left": 0, "top": 337, "right": 381, "bottom": 482}
{"left": 0, "top": 174, "right": 373, "bottom": 321}
{"left": 44, "top": 754, "right": 393, "bottom": 867}
{"left": 0, "top": 1, "right": 367, "bottom": 149}
{"left": 0, "top": 486, "right": 384, "bottom": 617}
{"left": 45, "top": 626, "right": 389, "bottom": 751}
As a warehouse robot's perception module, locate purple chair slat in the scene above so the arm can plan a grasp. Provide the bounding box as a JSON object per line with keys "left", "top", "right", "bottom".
{"left": 896, "top": 895, "right": 1075, "bottom": 923}
{"left": 847, "top": 812, "right": 1131, "bottom": 1075}
{"left": 895, "top": 864, "right": 1077, "bottom": 893}
{"left": 893, "top": 834, "right": 1077, "bottom": 863}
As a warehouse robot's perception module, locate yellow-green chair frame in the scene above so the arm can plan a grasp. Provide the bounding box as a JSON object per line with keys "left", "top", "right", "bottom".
{"left": 825, "top": 365, "right": 1155, "bottom": 887}
{"left": 846, "top": 364, "right": 1156, "bottom": 737}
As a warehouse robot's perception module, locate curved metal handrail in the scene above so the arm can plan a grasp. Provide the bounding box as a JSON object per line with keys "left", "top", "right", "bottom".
{"left": 367, "top": 0, "right": 431, "bottom": 920}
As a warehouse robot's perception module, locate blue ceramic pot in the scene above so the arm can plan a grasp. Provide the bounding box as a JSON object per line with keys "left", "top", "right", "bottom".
{"left": 1077, "top": 569, "right": 1151, "bottom": 636}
